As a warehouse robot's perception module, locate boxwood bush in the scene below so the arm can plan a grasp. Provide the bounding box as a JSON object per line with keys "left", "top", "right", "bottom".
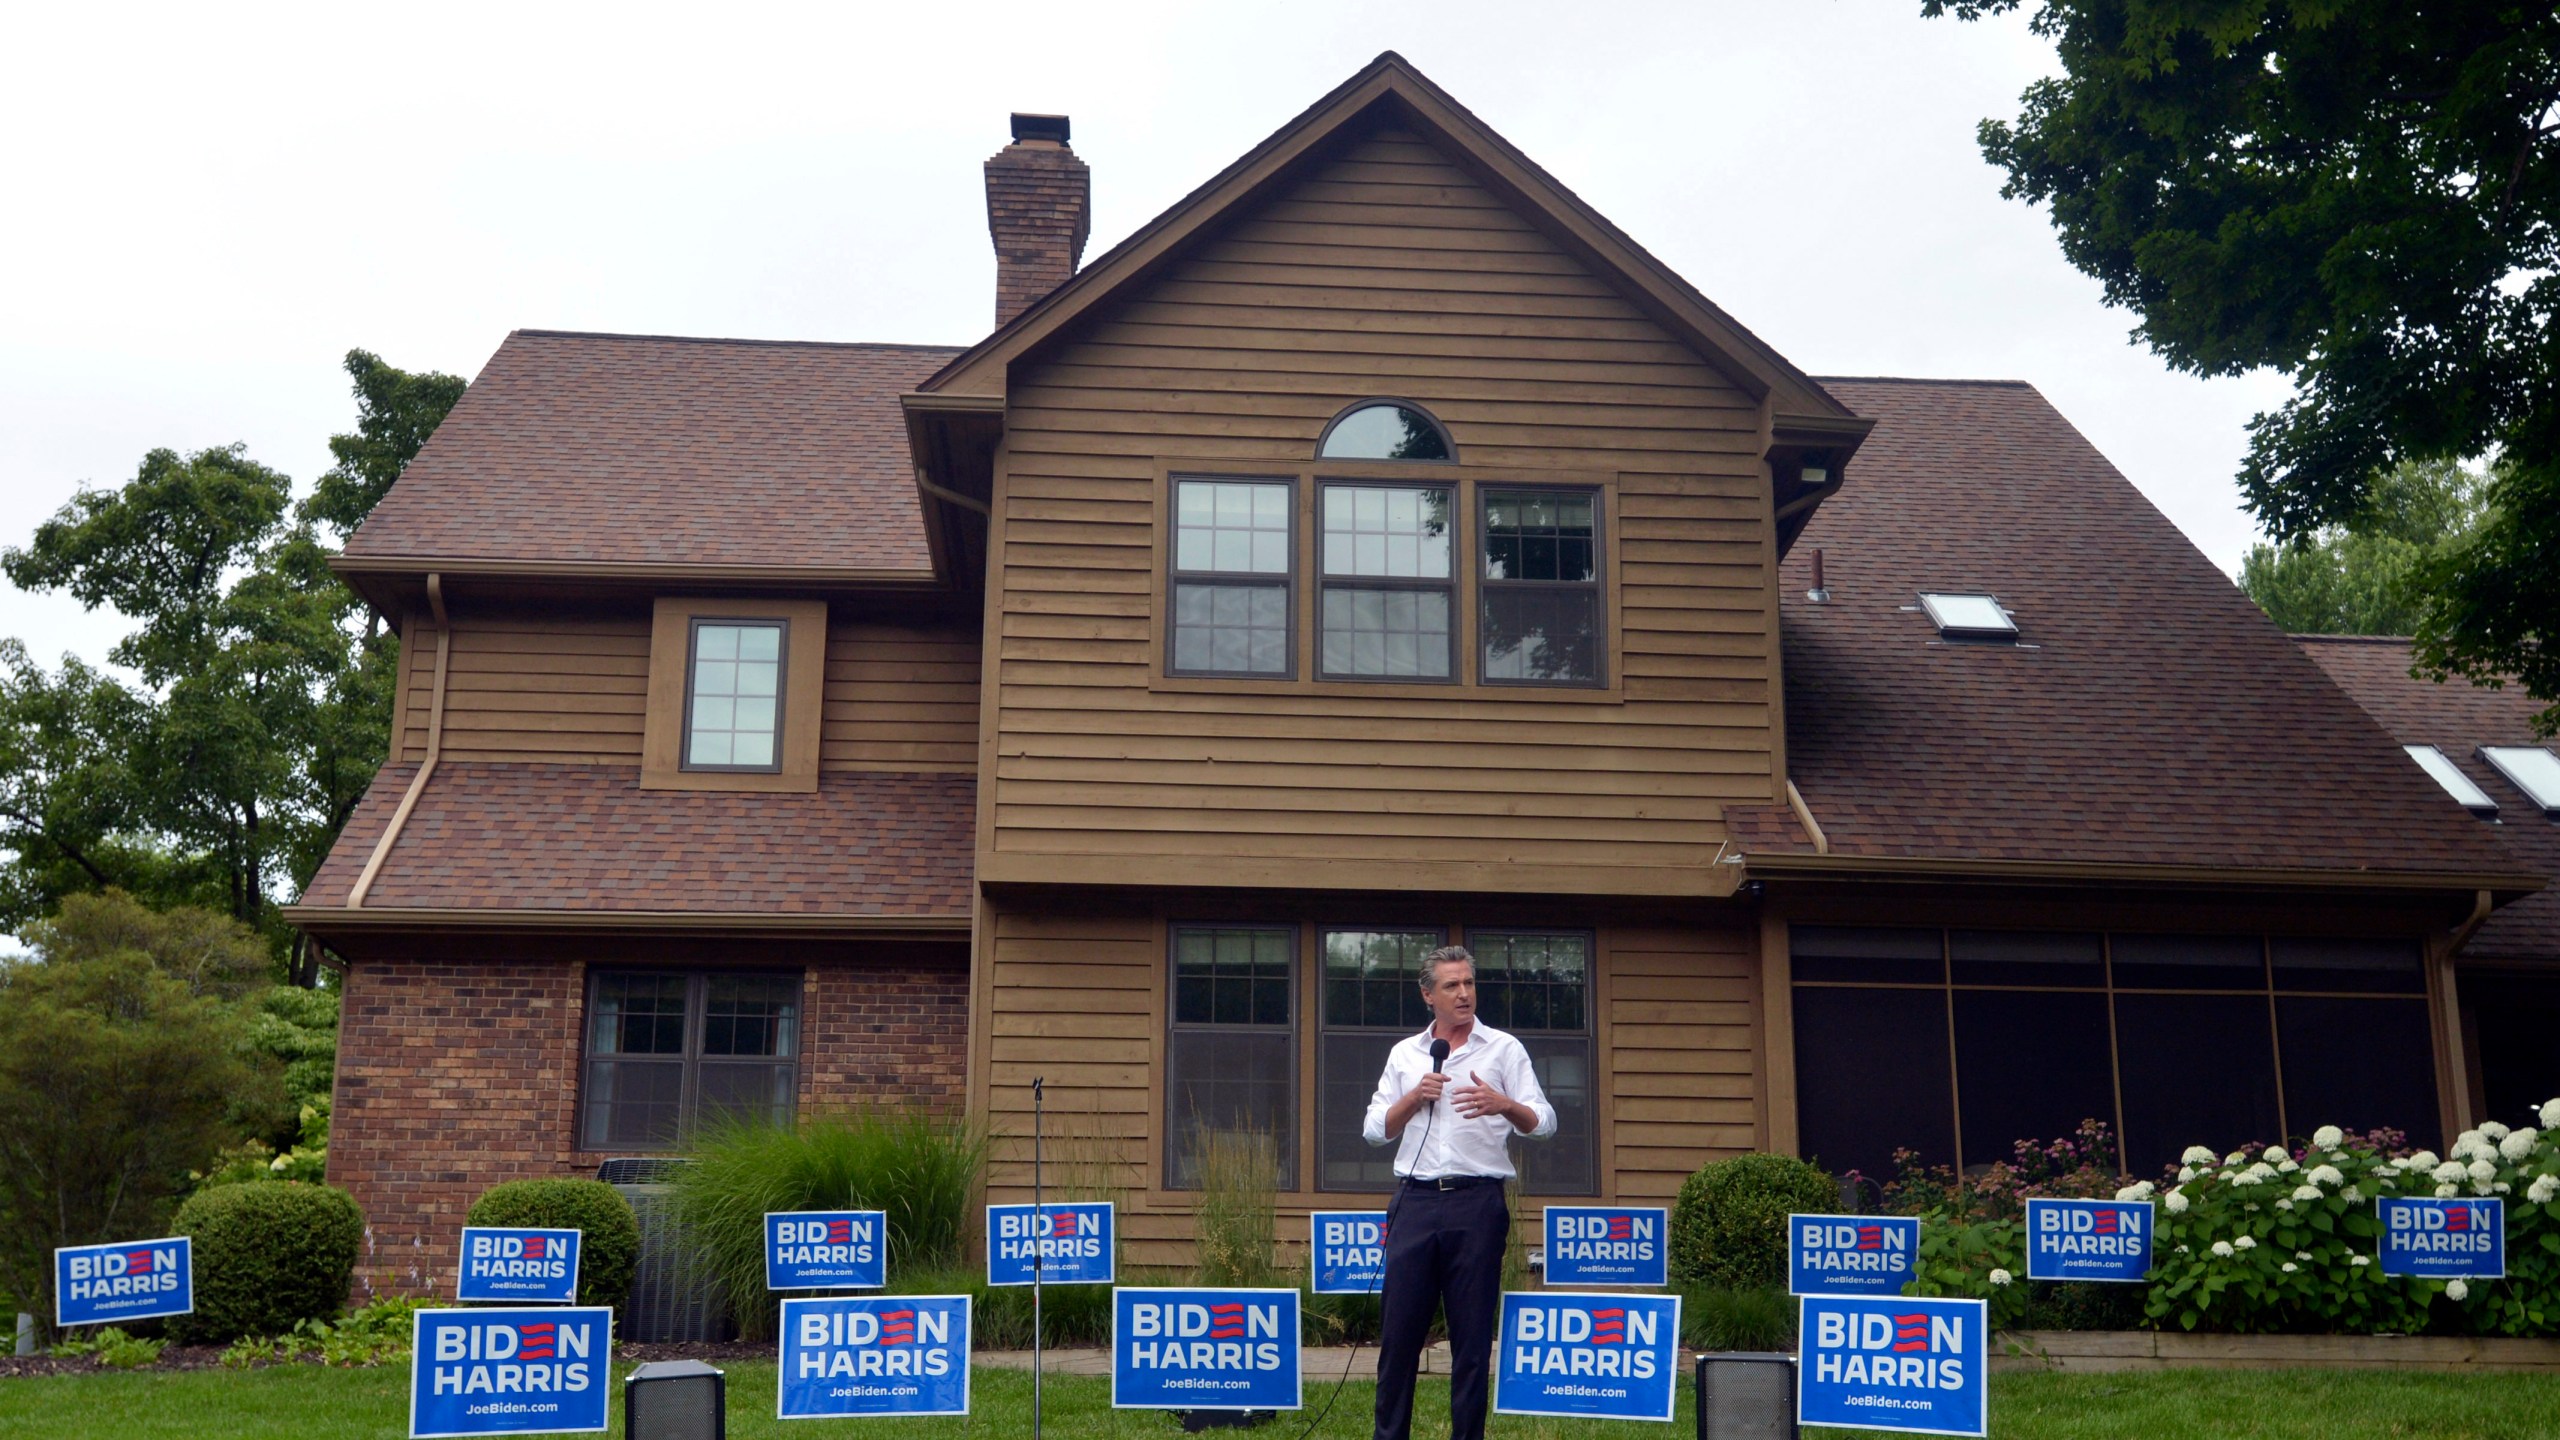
{"left": 167, "top": 1181, "right": 363, "bottom": 1344}
{"left": 467, "top": 1179, "right": 640, "bottom": 1317}
{"left": 1670, "top": 1152, "right": 1840, "bottom": 1291}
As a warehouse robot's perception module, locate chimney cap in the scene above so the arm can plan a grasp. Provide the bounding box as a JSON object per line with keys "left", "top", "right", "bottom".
{"left": 1010, "top": 113, "right": 1071, "bottom": 145}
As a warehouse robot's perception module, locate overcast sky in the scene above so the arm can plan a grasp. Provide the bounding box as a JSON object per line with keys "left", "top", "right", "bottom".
{"left": 0, "top": 0, "right": 2293, "bottom": 671}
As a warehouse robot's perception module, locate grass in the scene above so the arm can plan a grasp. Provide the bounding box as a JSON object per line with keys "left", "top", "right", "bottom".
{"left": 4, "top": 1362, "right": 2560, "bottom": 1438}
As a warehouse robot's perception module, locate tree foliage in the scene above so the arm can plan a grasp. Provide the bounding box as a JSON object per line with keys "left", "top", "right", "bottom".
{"left": 1928, "top": 2, "right": 2560, "bottom": 727}
{"left": 0, "top": 891, "right": 285, "bottom": 1331}
{"left": 2240, "top": 459, "right": 2486, "bottom": 634}
{"left": 0, "top": 350, "right": 463, "bottom": 964}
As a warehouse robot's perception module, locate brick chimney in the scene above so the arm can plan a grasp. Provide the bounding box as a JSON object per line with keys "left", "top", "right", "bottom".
{"left": 985, "top": 113, "right": 1090, "bottom": 328}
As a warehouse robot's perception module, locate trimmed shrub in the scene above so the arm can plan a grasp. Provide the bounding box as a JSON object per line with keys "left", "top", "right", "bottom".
{"left": 1670, "top": 1153, "right": 1839, "bottom": 1291}
{"left": 468, "top": 1179, "right": 640, "bottom": 1318}
{"left": 167, "top": 1181, "right": 362, "bottom": 1344}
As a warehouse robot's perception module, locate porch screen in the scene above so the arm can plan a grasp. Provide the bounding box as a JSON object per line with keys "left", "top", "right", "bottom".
{"left": 582, "top": 972, "right": 800, "bottom": 1150}
{"left": 1791, "top": 927, "right": 2437, "bottom": 1180}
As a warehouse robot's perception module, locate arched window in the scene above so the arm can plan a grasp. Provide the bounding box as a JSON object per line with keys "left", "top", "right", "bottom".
{"left": 1316, "top": 400, "right": 1454, "bottom": 462}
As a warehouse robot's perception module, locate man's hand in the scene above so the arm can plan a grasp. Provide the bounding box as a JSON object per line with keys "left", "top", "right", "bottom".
{"left": 1381, "top": 1069, "right": 1449, "bottom": 1138}
{"left": 1411, "top": 1071, "right": 1448, "bottom": 1107}
{"left": 1453, "top": 1070, "right": 1531, "bottom": 1130}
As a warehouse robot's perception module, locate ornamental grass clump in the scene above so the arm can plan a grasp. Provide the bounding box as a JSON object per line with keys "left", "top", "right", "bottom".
{"left": 2146, "top": 1102, "right": 2560, "bottom": 1337}
{"left": 672, "top": 1106, "right": 986, "bottom": 1340}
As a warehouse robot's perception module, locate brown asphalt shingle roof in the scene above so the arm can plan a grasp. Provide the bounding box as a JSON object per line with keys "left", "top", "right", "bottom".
{"left": 2299, "top": 636, "right": 2560, "bottom": 958}
{"left": 1767, "top": 378, "right": 2521, "bottom": 880}
{"left": 345, "top": 331, "right": 963, "bottom": 572}
{"left": 299, "top": 763, "right": 974, "bottom": 917}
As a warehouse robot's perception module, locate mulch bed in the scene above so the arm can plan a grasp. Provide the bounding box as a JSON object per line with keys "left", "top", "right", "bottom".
{"left": 0, "top": 1339, "right": 775, "bottom": 1379}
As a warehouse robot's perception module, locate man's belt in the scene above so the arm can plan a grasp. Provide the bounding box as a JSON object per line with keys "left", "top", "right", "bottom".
{"left": 1401, "top": 1174, "right": 1502, "bottom": 1191}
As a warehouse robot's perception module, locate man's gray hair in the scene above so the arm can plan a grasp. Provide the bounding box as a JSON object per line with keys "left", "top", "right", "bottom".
{"left": 1418, "top": 945, "right": 1474, "bottom": 988}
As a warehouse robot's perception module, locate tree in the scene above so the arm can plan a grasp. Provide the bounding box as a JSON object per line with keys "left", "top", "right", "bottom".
{"left": 0, "top": 892, "right": 282, "bottom": 1333}
{"left": 1927, "top": 2, "right": 2560, "bottom": 727}
{"left": 2240, "top": 459, "right": 2485, "bottom": 634}
{"left": 0, "top": 350, "right": 463, "bottom": 970}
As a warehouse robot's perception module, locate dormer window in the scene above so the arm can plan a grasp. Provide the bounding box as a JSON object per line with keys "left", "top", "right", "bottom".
{"left": 685, "top": 620, "right": 787, "bottom": 770}
{"left": 1918, "top": 592, "right": 2018, "bottom": 641}
{"left": 1316, "top": 400, "right": 1453, "bottom": 462}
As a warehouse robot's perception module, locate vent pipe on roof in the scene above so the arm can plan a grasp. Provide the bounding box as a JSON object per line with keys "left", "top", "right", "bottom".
{"left": 1807, "top": 548, "right": 1830, "bottom": 603}
{"left": 986, "top": 113, "right": 1091, "bottom": 328}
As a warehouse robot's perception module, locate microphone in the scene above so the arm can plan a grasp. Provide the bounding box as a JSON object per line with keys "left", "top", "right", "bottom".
{"left": 1428, "top": 1038, "right": 1450, "bottom": 1073}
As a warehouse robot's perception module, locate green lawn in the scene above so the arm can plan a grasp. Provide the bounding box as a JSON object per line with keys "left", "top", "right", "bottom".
{"left": 3, "top": 1362, "right": 2558, "bottom": 1438}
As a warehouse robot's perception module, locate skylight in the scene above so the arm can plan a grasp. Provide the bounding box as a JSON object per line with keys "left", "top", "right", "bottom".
{"left": 2481, "top": 746, "right": 2560, "bottom": 814}
{"left": 2405, "top": 746, "right": 2498, "bottom": 818}
{"left": 1917, "top": 592, "right": 2017, "bottom": 639}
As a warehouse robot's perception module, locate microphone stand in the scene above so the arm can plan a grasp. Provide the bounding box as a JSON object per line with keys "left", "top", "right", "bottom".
{"left": 1032, "top": 1074, "right": 1044, "bottom": 1440}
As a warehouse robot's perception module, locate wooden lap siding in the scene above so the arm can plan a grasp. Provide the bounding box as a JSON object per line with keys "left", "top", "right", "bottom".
{"left": 392, "top": 609, "right": 981, "bottom": 771}
{"left": 984, "top": 124, "right": 1779, "bottom": 885}
{"left": 976, "top": 898, "right": 1765, "bottom": 1265}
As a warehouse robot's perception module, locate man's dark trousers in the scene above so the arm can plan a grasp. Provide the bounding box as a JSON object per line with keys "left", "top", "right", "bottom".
{"left": 1373, "top": 1179, "right": 1507, "bottom": 1440}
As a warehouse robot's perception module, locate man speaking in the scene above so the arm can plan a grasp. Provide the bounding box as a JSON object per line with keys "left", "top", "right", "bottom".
{"left": 1361, "top": 944, "right": 1556, "bottom": 1440}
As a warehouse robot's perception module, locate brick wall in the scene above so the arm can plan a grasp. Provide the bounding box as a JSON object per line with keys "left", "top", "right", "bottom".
{"left": 326, "top": 949, "right": 968, "bottom": 1300}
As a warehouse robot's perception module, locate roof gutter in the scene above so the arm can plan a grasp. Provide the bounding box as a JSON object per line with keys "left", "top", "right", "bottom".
{"left": 286, "top": 906, "right": 973, "bottom": 938}
{"left": 1740, "top": 849, "right": 2546, "bottom": 896}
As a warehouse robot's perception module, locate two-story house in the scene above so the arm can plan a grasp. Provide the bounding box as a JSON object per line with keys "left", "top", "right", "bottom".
{"left": 288, "top": 54, "right": 2549, "bottom": 1287}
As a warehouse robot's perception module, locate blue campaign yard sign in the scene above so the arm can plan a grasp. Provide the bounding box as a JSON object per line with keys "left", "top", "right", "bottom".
{"left": 1112, "top": 1287, "right": 1301, "bottom": 1412}
{"left": 777, "top": 1294, "right": 971, "bottom": 1418}
{"left": 2378, "top": 1196, "right": 2505, "bottom": 1279}
{"left": 54, "top": 1235, "right": 191, "bottom": 1328}
{"left": 1542, "top": 1206, "right": 1670, "bottom": 1288}
{"left": 765, "top": 1210, "right": 888, "bottom": 1290}
{"left": 2024, "top": 1198, "right": 2154, "bottom": 1283}
{"left": 1492, "top": 1291, "right": 1681, "bottom": 1423}
{"left": 1787, "top": 1214, "right": 1921, "bottom": 1296}
{"left": 1310, "top": 1211, "right": 1386, "bottom": 1295}
{"left": 456, "top": 1227, "right": 582, "bottom": 1304}
{"left": 410, "top": 1306, "right": 611, "bottom": 1438}
{"left": 987, "top": 1201, "right": 1115, "bottom": 1286}
{"left": 1798, "top": 1294, "right": 1987, "bottom": 1438}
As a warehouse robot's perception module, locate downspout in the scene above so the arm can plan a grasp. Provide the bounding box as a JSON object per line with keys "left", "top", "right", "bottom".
{"left": 2428, "top": 887, "right": 2494, "bottom": 1137}
{"left": 347, "top": 574, "right": 449, "bottom": 908}
{"left": 1785, "top": 779, "right": 1830, "bottom": 856}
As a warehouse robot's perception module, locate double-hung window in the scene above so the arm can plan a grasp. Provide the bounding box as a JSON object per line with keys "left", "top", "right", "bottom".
{"left": 1480, "top": 489, "right": 1603, "bottom": 685}
{"left": 1170, "top": 478, "right": 1294, "bottom": 676}
{"left": 582, "top": 971, "right": 801, "bottom": 1149}
{"left": 685, "top": 620, "right": 787, "bottom": 770}
{"left": 1315, "top": 928, "right": 1441, "bottom": 1189}
{"left": 1166, "top": 925, "right": 1297, "bottom": 1188}
{"left": 1468, "top": 930, "right": 1596, "bottom": 1194}
{"left": 1319, "top": 484, "right": 1456, "bottom": 681}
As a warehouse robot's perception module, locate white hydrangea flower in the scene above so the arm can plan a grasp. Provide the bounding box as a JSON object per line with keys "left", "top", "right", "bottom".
{"left": 2452, "top": 1129, "right": 2487, "bottom": 1161}
{"left": 2495, "top": 1182, "right": 2511, "bottom": 1195}
{"left": 2245, "top": 1203, "right": 2262, "bottom": 1212}
{"left": 2277, "top": 1159, "right": 2301, "bottom": 1173}
{"left": 2529, "top": 1174, "right": 2559, "bottom": 1205}
{"left": 2291, "top": 1184, "right": 2323, "bottom": 1202}
{"left": 2115, "top": 1180, "right": 2155, "bottom": 1201}
{"left": 2500, "top": 1129, "right": 2537, "bottom": 1162}
{"left": 2482, "top": 1121, "right": 2510, "bottom": 1141}
{"left": 2243, "top": 1163, "right": 2279, "bottom": 1184}
{"left": 2540, "top": 1098, "right": 2560, "bottom": 1129}
{"left": 2408, "top": 1150, "right": 2441, "bottom": 1171}
{"left": 2296, "top": 1251, "right": 2314, "bottom": 1260}
{"left": 2276, "top": 1199, "right": 2294, "bottom": 1211}
{"left": 2176, "top": 1244, "right": 2191, "bottom": 1254}
{"left": 2281, "top": 1262, "right": 2298, "bottom": 1273}
{"left": 2311, "top": 1125, "right": 2345, "bottom": 1149}
{"left": 2226, "top": 1150, "right": 2249, "bottom": 1166}
{"left": 2211, "top": 1241, "right": 2235, "bottom": 1258}
{"left": 2178, "top": 1166, "right": 2198, "bottom": 1183}
{"left": 2447, "top": 1279, "right": 2469, "bottom": 1302}
{"left": 1988, "top": 1269, "right": 2013, "bottom": 1287}
{"left": 2264, "top": 1145, "right": 2287, "bottom": 1162}
{"left": 2350, "top": 1254, "right": 2371, "bottom": 1267}
{"left": 2184, "top": 1145, "right": 2219, "bottom": 1165}
{"left": 2308, "top": 1165, "right": 2345, "bottom": 1187}
{"left": 2468, "top": 1159, "right": 2498, "bottom": 1184}
{"left": 2433, "top": 1162, "right": 2469, "bottom": 1184}
{"left": 2165, "top": 1189, "right": 2191, "bottom": 1214}
{"left": 2435, "top": 1183, "right": 2460, "bottom": 1198}
{"left": 2329, "top": 1151, "right": 2352, "bottom": 1164}
{"left": 2233, "top": 1236, "right": 2256, "bottom": 1251}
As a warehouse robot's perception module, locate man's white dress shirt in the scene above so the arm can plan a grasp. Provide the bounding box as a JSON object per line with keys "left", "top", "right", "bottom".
{"left": 1361, "top": 1021, "right": 1557, "bottom": 1180}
